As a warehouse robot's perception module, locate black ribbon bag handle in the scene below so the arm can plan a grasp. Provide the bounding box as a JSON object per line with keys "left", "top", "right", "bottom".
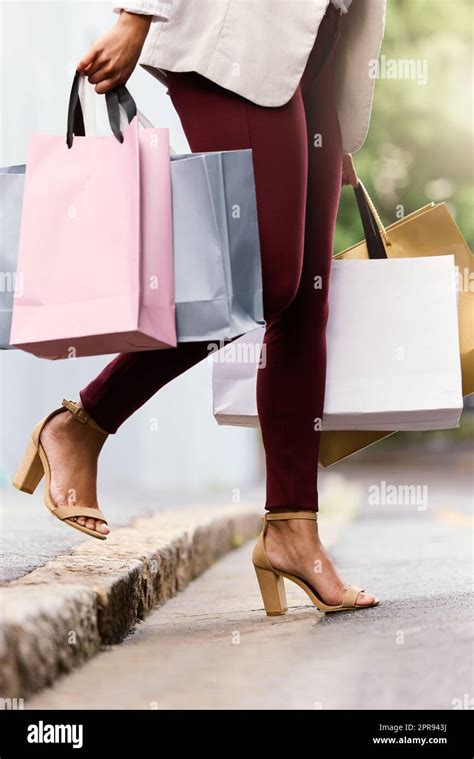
{"left": 353, "top": 181, "right": 391, "bottom": 260}
{"left": 66, "top": 72, "right": 138, "bottom": 148}
{"left": 66, "top": 71, "right": 86, "bottom": 148}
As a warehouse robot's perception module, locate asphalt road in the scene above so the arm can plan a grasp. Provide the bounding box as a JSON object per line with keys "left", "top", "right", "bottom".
{"left": 28, "top": 462, "right": 472, "bottom": 710}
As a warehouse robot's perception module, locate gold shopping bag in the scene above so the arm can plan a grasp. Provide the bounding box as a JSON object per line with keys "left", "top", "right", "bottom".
{"left": 319, "top": 183, "right": 473, "bottom": 467}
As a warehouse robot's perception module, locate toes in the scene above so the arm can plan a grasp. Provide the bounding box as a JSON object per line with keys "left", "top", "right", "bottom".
{"left": 85, "top": 517, "right": 109, "bottom": 534}
{"left": 97, "top": 521, "right": 110, "bottom": 535}
{"left": 356, "top": 592, "right": 376, "bottom": 607}
{"left": 73, "top": 515, "right": 109, "bottom": 535}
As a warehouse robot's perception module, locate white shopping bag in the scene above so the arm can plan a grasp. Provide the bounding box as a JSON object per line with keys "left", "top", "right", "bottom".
{"left": 212, "top": 256, "right": 463, "bottom": 431}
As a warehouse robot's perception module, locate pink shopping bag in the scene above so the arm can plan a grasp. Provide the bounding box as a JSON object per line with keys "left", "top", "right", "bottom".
{"left": 10, "top": 74, "right": 176, "bottom": 359}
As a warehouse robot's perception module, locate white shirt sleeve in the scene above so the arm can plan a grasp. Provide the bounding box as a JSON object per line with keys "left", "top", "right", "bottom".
{"left": 113, "top": 1, "right": 172, "bottom": 22}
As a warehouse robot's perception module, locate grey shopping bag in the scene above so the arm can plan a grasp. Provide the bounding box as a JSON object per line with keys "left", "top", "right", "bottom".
{"left": 0, "top": 164, "right": 25, "bottom": 349}
{"left": 170, "top": 149, "right": 265, "bottom": 341}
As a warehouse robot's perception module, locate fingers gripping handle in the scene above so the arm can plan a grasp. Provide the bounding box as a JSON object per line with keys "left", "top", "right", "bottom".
{"left": 66, "top": 72, "right": 176, "bottom": 154}
{"left": 66, "top": 72, "right": 137, "bottom": 148}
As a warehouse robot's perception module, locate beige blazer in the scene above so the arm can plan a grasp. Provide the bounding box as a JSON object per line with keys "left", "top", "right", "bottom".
{"left": 139, "top": 0, "right": 386, "bottom": 153}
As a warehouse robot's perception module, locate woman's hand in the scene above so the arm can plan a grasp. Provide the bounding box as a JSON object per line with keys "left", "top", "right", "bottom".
{"left": 342, "top": 153, "right": 359, "bottom": 187}
{"left": 77, "top": 11, "right": 152, "bottom": 94}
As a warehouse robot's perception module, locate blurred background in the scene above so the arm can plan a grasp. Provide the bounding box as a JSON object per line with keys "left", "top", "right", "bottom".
{"left": 0, "top": 0, "right": 472, "bottom": 578}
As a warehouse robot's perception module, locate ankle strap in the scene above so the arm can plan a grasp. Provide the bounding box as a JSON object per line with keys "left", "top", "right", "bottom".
{"left": 62, "top": 399, "right": 108, "bottom": 436}
{"left": 264, "top": 511, "right": 317, "bottom": 522}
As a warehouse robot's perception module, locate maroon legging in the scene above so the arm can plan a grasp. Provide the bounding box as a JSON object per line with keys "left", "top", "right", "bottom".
{"left": 80, "top": 4, "right": 343, "bottom": 512}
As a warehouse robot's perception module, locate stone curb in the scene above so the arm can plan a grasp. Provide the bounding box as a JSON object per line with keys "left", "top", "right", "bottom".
{"left": 0, "top": 504, "right": 261, "bottom": 699}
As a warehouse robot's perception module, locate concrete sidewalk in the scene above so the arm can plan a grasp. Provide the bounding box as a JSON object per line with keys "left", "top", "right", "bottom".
{"left": 27, "top": 484, "right": 472, "bottom": 710}
{"left": 0, "top": 502, "right": 262, "bottom": 698}
{"left": 0, "top": 478, "right": 358, "bottom": 701}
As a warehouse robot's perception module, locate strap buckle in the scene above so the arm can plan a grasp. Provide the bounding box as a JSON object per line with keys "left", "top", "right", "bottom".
{"left": 62, "top": 399, "right": 108, "bottom": 436}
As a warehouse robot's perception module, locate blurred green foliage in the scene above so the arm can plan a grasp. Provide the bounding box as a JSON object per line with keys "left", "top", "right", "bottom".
{"left": 335, "top": 0, "right": 473, "bottom": 254}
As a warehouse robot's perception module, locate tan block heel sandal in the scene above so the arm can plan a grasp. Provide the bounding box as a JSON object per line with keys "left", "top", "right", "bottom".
{"left": 252, "top": 511, "right": 379, "bottom": 615}
{"left": 12, "top": 399, "right": 109, "bottom": 540}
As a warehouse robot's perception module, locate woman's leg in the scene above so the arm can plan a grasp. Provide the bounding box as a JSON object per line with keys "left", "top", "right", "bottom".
{"left": 79, "top": 74, "right": 308, "bottom": 433}
{"left": 262, "top": 5, "right": 375, "bottom": 606}
{"left": 258, "top": 4, "right": 344, "bottom": 512}
{"left": 40, "top": 69, "right": 309, "bottom": 534}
